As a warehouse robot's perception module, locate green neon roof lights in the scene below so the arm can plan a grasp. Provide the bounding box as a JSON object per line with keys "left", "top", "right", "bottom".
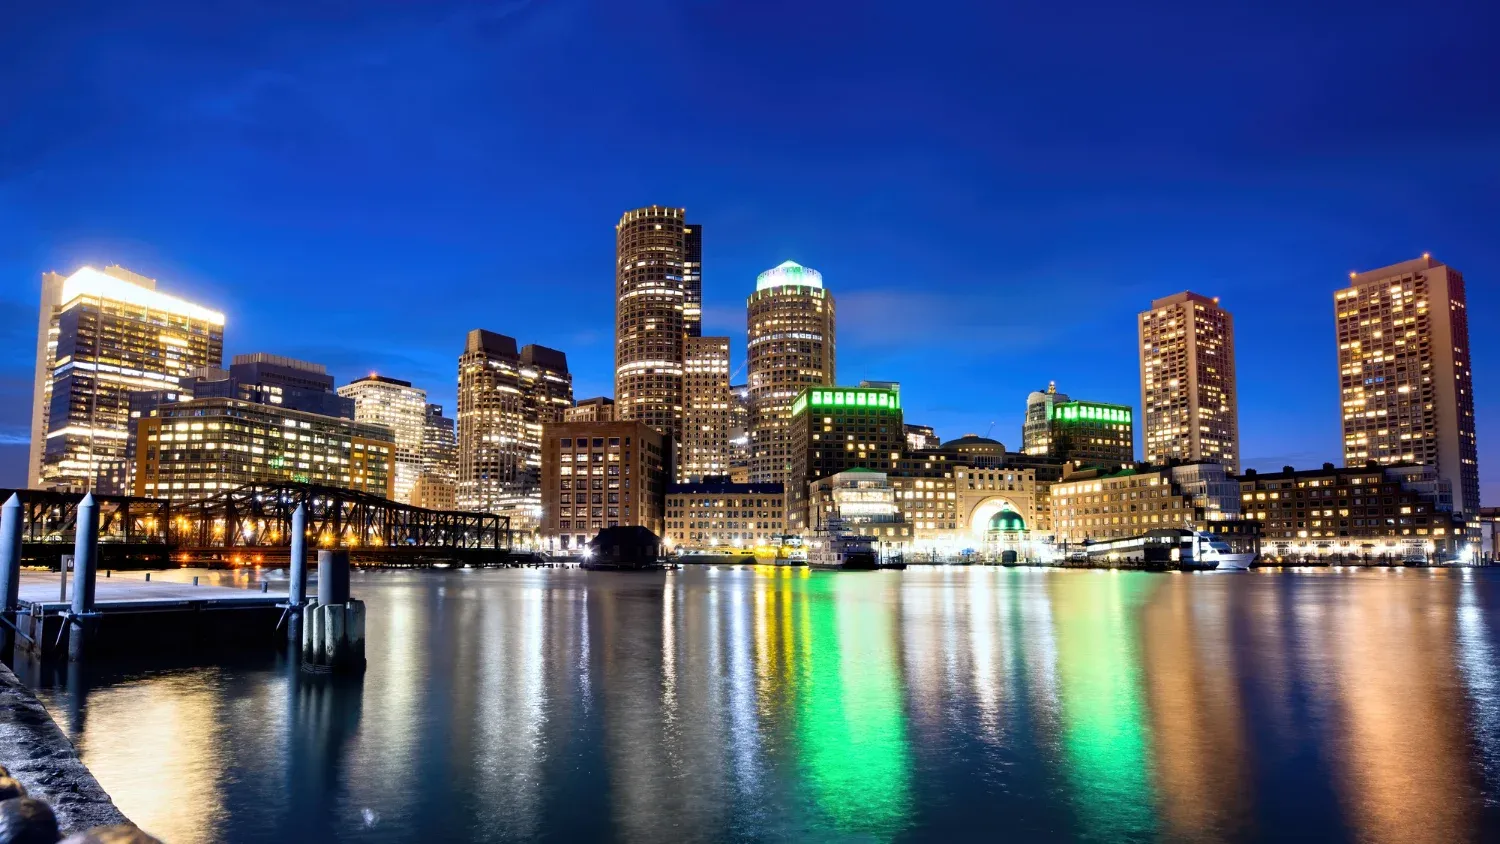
{"left": 1056, "top": 401, "right": 1131, "bottom": 425}
{"left": 800, "top": 388, "right": 900, "bottom": 413}
{"left": 756, "top": 260, "right": 825, "bottom": 291}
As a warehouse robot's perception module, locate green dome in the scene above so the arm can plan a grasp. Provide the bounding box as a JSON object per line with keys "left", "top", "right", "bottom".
{"left": 989, "top": 508, "right": 1026, "bottom": 532}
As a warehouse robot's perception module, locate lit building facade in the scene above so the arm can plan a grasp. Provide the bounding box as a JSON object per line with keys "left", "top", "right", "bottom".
{"left": 728, "top": 384, "right": 751, "bottom": 480}
{"left": 1051, "top": 463, "right": 1257, "bottom": 552}
{"left": 339, "top": 375, "right": 428, "bottom": 504}
{"left": 1335, "top": 256, "right": 1479, "bottom": 515}
{"left": 1049, "top": 400, "right": 1133, "bottom": 468}
{"left": 1023, "top": 382, "right": 1070, "bottom": 456}
{"left": 684, "top": 223, "right": 703, "bottom": 338}
{"left": 807, "top": 469, "right": 911, "bottom": 549}
{"left": 415, "top": 402, "right": 458, "bottom": 510}
{"left": 564, "top": 396, "right": 615, "bottom": 423}
{"left": 540, "top": 420, "right": 668, "bottom": 551}
{"left": 34, "top": 265, "right": 224, "bottom": 493}
{"left": 615, "top": 206, "right": 694, "bottom": 453}
{"left": 682, "top": 336, "right": 732, "bottom": 481}
{"left": 663, "top": 481, "right": 785, "bottom": 551}
{"left": 747, "top": 260, "right": 836, "bottom": 484}
{"left": 133, "top": 398, "right": 394, "bottom": 502}
{"left": 1239, "top": 463, "right": 1468, "bottom": 563}
{"left": 904, "top": 424, "right": 938, "bottom": 452}
{"left": 1139, "top": 291, "right": 1239, "bottom": 473}
{"left": 786, "top": 384, "right": 903, "bottom": 532}
{"left": 457, "top": 329, "right": 572, "bottom": 512}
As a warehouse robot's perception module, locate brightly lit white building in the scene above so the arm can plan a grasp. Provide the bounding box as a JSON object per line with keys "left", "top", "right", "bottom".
{"left": 339, "top": 374, "right": 428, "bottom": 504}
{"left": 31, "top": 265, "right": 224, "bottom": 492}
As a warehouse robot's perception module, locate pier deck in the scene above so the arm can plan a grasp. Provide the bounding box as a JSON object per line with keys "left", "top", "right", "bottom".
{"left": 12, "top": 572, "right": 289, "bottom": 660}
{"left": 17, "top": 571, "right": 287, "bottom": 611}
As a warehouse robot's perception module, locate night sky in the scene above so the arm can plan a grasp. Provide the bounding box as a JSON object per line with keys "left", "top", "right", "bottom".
{"left": 2, "top": 0, "right": 1497, "bottom": 501}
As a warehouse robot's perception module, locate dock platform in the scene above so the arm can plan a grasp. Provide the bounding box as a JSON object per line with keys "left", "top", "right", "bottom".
{"left": 12, "top": 571, "right": 290, "bottom": 660}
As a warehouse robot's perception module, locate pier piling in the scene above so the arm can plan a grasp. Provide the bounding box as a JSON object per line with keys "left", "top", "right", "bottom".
{"left": 301, "top": 549, "right": 364, "bottom": 674}
{"left": 1, "top": 494, "right": 21, "bottom": 647}
{"left": 67, "top": 493, "right": 101, "bottom": 661}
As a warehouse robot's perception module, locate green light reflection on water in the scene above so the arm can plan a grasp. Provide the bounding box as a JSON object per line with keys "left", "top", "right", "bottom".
{"left": 793, "top": 575, "right": 913, "bottom": 839}
{"left": 1051, "top": 572, "right": 1160, "bottom": 841}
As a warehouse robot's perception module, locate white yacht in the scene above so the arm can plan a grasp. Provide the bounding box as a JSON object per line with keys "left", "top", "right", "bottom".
{"left": 1195, "top": 532, "right": 1255, "bottom": 570}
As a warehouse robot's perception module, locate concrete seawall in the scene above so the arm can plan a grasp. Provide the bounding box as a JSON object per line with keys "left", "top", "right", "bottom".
{"left": 0, "top": 661, "right": 127, "bottom": 833}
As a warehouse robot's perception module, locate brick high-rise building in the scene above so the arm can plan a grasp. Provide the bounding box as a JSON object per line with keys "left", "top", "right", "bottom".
{"left": 540, "top": 420, "right": 669, "bottom": 551}
{"left": 747, "top": 260, "right": 835, "bottom": 485}
{"left": 682, "top": 336, "right": 731, "bottom": 482}
{"left": 614, "top": 206, "right": 695, "bottom": 461}
{"left": 1336, "top": 255, "right": 1479, "bottom": 515}
{"left": 456, "top": 329, "right": 572, "bottom": 512}
{"left": 1138, "top": 291, "right": 1239, "bottom": 473}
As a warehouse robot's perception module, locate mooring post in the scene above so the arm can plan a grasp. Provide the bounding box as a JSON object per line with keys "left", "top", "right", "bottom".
{"left": 0, "top": 494, "right": 22, "bottom": 649}
{"left": 68, "top": 493, "right": 100, "bottom": 661}
{"left": 284, "top": 503, "right": 309, "bottom": 647}
{"left": 59, "top": 555, "right": 73, "bottom": 602}
{"left": 302, "top": 549, "right": 364, "bottom": 673}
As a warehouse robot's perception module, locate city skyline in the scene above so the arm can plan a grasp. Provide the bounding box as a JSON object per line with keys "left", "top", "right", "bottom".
{"left": 2, "top": 2, "right": 1497, "bottom": 503}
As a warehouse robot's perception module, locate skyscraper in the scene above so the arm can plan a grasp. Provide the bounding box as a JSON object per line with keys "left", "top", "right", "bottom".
{"left": 339, "top": 374, "right": 428, "bottom": 503}
{"left": 1336, "top": 255, "right": 1479, "bottom": 515}
{"left": 684, "top": 223, "right": 703, "bottom": 339}
{"left": 415, "top": 403, "right": 458, "bottom": 510}
{"left": 682, "top": 335, "right": 732, "bottom": 481}
{"left": 614, "top": 206, "right": 694, "bottom": 461}
{"left": 1138, "top": 291, "right": 1239, "bottom": 473}
{"left": 457, "top": 329, "right": 572, "bottom": 512}
{"left": 1022, "top": 382, "right": 1071, "bottom": 456}
{"left": 747, "top": 260, "right": 836, "bottom": 484}
{"left": 33, "top": 265, "right": 224, "bottom": 492}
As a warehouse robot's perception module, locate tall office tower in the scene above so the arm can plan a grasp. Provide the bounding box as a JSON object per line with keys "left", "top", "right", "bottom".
{"left": 684, "top": 223, "right": 703, "bottom": 338}
{"left": 414, "top": 403, "right": 458, "bottom": 510}
{"left": 728, "top": 384, "right": 751, "bottom": 467}
{"left": 614, "top": 206, "right": 695, "bottom": 461}
{"left": 1336, "top": 255, "right": 1479, "bottom": 515}
{"left": 33, "top": 265, "right": 224, "bottom": 492}
{"left": 1022, "top": 382, "right": 1071, "bottom": 455}
{"left": 1138, "top": 291, "right": 1240, "bottom": 473}
{"left": 682, "top": 336, "right": 732, "bottom": 481}
{"left": 747, "top": 260, "right": 836, "bottom": 484}
{"left": 457, "top": 329, "right": 573, "bottom": 512}
{"left": 338, "top": 375, "right": 428, "bottom": 503}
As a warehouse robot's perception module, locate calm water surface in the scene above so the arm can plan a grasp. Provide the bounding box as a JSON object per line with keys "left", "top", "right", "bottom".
{"left": 21, "top": 566, "right": 1500, "bottom": 843}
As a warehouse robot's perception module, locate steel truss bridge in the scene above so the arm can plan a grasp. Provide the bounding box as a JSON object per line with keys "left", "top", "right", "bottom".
{"left": 3, "top": 483, "right": 511, "bottom": 567}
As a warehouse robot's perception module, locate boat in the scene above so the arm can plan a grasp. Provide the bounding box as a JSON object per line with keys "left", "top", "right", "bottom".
{"left": 1078, "top": 529, "right": 1229, "bottom": 571}
{"left": 1195, "top": 532, "right": 1255, "bottom": 570}
{"left": 754, "top": 535, "right": 808, "bottom": 566}
{"left": 805, "top": 519, "right": 879, "bottom": 571}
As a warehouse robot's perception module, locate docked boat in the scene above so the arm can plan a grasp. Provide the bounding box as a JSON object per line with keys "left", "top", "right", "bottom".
{"left": 805, "top": 519, "right": 879, "bottom": 570}
{"left": 1078, "top": 528, "right": 1252, "bottom": 571}
{"left": 1197, "top": 532, "right": 1255, "bottom": 570}
{"left": 753, "top": 535, "right": 808, "bottom": 566}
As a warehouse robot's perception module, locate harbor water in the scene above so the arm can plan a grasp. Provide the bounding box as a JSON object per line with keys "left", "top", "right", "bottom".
{"left": 19, "top": 565, "right": 1500, "bottom": 843}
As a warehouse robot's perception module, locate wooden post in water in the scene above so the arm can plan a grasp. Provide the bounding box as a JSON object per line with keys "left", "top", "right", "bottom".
{"left": 68, "top": 493, "right": 101, "bottom": 661}
{"left": 301, "top": 549, "right": 364, "bottom": 673}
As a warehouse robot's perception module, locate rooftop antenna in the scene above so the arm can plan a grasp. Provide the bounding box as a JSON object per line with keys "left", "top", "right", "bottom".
{"left": 984, "top": 421, "right": 996, "bottom": 438}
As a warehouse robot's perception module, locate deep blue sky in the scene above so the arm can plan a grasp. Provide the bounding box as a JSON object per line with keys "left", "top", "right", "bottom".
{"left": 3, "top": 0, "right": 1498, "bottom": 500}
